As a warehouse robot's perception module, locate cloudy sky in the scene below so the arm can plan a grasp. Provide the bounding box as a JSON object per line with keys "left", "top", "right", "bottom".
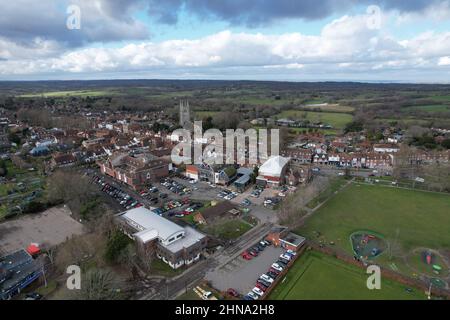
{"left": 1, "top": 0, "right": 450, "bottom": 82}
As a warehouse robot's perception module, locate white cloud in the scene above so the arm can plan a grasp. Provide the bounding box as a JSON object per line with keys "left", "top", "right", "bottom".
{"left": 438, "top": 56, "right": 450, "bottom": 66}
{"left": 1, "top": 13, "right": 450, "bottom": 81}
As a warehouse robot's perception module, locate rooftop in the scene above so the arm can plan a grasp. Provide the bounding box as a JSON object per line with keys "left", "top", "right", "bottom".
{"left": 163, "top": 226, "right": 206, "bottom": 254}
{"left": 118, "top": 207, "right": 184, "bottom": 243}
{"left": 259, "top": 155, "right": 290, "bottom": 176}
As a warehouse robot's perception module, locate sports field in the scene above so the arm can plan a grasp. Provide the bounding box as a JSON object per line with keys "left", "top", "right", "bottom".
{"left": 269, "top": 250, "right": 426, "bottom": 300}
{"left": 297, "top": 183, "right": 450, "bottom": 253}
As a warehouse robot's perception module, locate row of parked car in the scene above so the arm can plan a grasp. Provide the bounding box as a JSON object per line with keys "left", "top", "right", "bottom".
{"left": 243, "top": 248, "right": 297, "bottom": 300}
{"left": 92, "top": 175, "right": 143, "bottom": 210}
{"left": 217, "top": 189, "right": 238, "bottom": 200}
{"left": 161, "top": 178, "right": 193, "bottom": 196}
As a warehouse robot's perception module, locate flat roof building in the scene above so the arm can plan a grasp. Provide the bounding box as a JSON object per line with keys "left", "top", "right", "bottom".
{"left": 0, "top": 249, "right": 42, "bottom": 300}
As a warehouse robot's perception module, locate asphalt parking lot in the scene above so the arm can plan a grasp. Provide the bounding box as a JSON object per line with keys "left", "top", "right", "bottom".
{"left": 205, "top": 245, "right": 284, "bottom": 295}
{"left": 0, "top": 206, "right": 85, "bottom": 254}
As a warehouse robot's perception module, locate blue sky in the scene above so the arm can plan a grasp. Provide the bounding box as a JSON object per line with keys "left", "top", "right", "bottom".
{"left": 1, "top": 0, "right": 450, "bottom": 82}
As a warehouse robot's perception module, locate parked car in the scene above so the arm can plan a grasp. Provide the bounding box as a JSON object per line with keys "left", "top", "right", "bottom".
{"left": 227, "top": 288, "right": 239, "bottom": 298}
{"left": 271, "top": 263, "right": 283, "bottom": 272}
{"left": 247, "top": 292, "right": 259, "bottom": 300}
{"left": 255, "top": 283, "right": 268, "bottom": 292}
{"left": 269, "top": 268, "right": 281, "bottom": 275}
{"left": 256, "top": 279, "right": 271, "bottom": 289}
{"left": 260, "top": 274, "right": 274, "bottom": 283}
{"left": 280, "top": 253, "right": 292, "bottom": 261}
{"left": 252, "top": 287, "right": 264, "bottom": 296}
{"left": 241, "top": 251, "right": 252, "bottom": 260}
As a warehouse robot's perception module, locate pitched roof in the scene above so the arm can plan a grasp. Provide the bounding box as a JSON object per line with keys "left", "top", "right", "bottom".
{"left": 259, "top": 155, "right": 290, "bottom": 176}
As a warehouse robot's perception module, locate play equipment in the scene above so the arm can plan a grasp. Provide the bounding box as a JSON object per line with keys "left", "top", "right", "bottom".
{"left": 350, "top": 231, "right": 386, "bottom": 260}
{"left": 432, "top": 265, "right": 442, "bottom": 271}
{"left": 425, "top": 251, "right": 432, "bottom": 265}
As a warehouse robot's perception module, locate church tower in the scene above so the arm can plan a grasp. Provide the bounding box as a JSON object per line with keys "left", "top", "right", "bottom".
{"left": 179, "top": 99, "right": 192, "bottom": 130}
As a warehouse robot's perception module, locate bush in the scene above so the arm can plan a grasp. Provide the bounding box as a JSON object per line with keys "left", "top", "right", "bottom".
{"left": 104, "top": 230, "right": 132, "bottom": 263}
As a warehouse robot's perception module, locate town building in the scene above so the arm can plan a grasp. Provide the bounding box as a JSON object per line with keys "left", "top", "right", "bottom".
{"left": 0, "top": 249, "right": 43, "bottom": 300}
{"left": 116, "top": 207, "right": 207, "bottom": 269}
{"left": 256, "top": 155, "right": 290, "bottom": 187}
{"left": 99, "top": 152, "right": 169, "bottom": 190}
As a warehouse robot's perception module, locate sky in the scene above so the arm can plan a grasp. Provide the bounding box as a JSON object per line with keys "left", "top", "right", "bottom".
{"left": 1, "top": 0, "right": 450, "bottom": 82}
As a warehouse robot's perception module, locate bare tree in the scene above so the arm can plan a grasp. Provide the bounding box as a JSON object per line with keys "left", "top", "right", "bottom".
{"left": 76, "top": 269, "right": 121, "bottom": 300}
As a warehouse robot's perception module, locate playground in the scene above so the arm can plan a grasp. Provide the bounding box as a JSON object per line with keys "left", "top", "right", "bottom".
{"left": 406, "top": 248, "right": 450, "bottom": 288}
{"left": 350, "top": 231, "right": 387, "bottom": 260}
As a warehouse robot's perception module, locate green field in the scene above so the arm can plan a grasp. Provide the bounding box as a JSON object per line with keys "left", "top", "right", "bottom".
{"left": 298, "top": 184, "right": 450, "bottom": 253}
{"left": 269, "top": 250, "right": 426, "bottom": 300}
{"left": 431, "top": 95, "right": 450, "bottom": 102}
{"left": 405, "top": 104, "right": 450, "bottom": 112}
{"left": 20, "top": 90, "right": 115, "bottom": 98}
{"left": 302, "top": 103, "right": 354, "bottom": 113}
{"left": 276, "top": 110, "right": 353, "bottom": 129}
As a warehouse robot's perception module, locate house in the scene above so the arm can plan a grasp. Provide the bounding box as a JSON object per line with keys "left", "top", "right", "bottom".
{"left": 29, "top": 145, "right": 50, "bottom": 156}
{"left": 0, "top": 249, "right": 43, "bottom": 300}
{"left": 285, "top": 165, "right": 311, "bottom": 186}
{"left": 256, "top": 155, "right": 290, "bottom": 187}
{"left": 116, "top": 207, "right": 207, "bottom": 269}
{"left": 265, "top": 226, "right": 306, "bottom": 252}
{"left": 51, "top": 153, "right": 77, "bottom": 168}
{"left": 99, "top": 152, "right": 169, "bottom": 190}
{"left": 282, "top": 148, "right": 312, "bottom": 164}
{"left": 373, "top": 143, "right": 399, "bottom": 153}
{"left": 233, "top": 167, "right": 253, "bottom": 192}
{"left": 194, "top": 201, "right": 238, "bottom": 225}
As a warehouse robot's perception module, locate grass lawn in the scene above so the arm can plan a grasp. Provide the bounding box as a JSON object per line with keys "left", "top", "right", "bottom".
{"left": 306, "top": 177, "right": 348, "bottom": 209}
{"left": 150, "top": 259, "right": 183, "bottom": 277}
{"left": 201, "top": 218, "right": 252, "bottom": 240}
{"left": 297, "top": 183, "right": 450, "bottom": 254}
{"left": 268, "top": 250, "right": 426, "bottom": 300}
{"left": 276, "top": 110, "right": 353, "bottom": 130}
{"left": 176, "top": 289, "right": 201, "bottom": 300}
